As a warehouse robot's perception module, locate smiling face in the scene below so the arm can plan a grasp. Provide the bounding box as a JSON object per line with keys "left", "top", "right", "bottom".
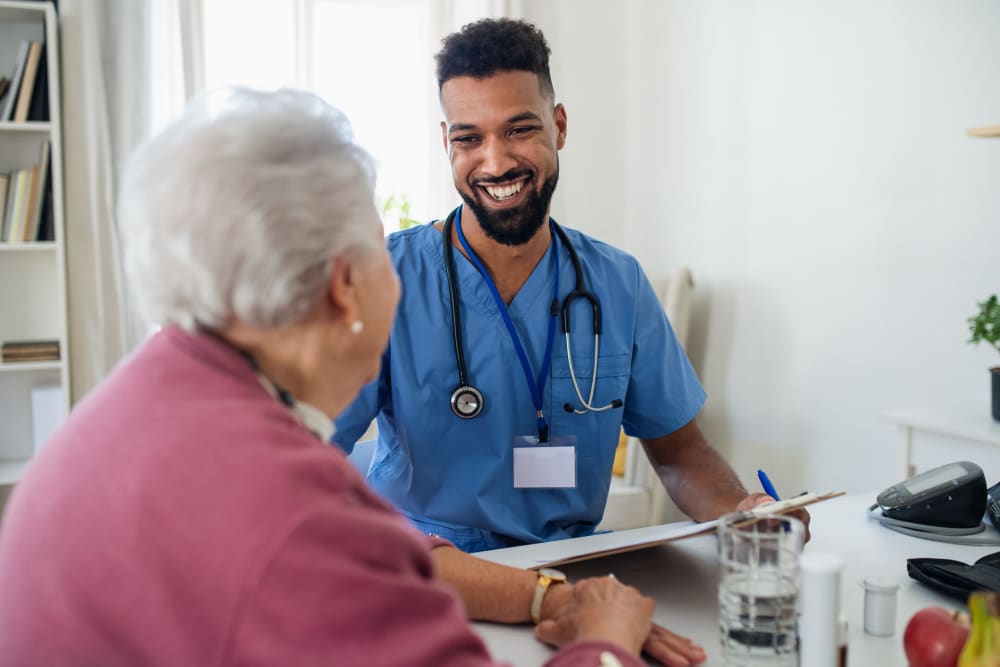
{"left": 441, "top": 70, "right": 567, "bottom": 246}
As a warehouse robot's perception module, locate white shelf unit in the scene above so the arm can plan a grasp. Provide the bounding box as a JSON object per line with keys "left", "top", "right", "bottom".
{"left": 0, "top": 1, "right": 70, "bottom": 487}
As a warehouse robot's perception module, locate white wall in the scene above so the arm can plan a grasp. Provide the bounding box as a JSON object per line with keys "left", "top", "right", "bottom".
{"left": 523, "top": 0, "right": 1000, "bottom": 494}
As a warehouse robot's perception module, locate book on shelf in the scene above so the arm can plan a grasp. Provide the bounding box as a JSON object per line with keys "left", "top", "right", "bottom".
{"left": 8, "top": 168, "right": 31, "bottom": 243}
{"left": 2, "top": 339, "right": 59, "bottom": 351}
{"left": 1, "top": 140, "right": 52, "bottom": 243}
{"left": 22, "top": 140, "right": 50, "bottom": 241}
{"left": 0, "top": 40, "right": 30, "bottom": 122}
{"left": 12, "top": 41, "right": 43, "bottom": 123}
{"left": 0, "top": 76, "right": 10, "bottom": 105}
{"left": 0, "top": 173, "right": 7, "bottom": 233}
{"left": 1, "top": 170, "right": 15, "bottom": 241}
{"left": 35, "top": 174, "right": 53, "bottom": 241}
{"left": 5, "top": 168, "right": 29, "bottom": 242}
{"left": 26, "top": 47, "right": 48, "bottom": 122}
{"left": 3, "top": 351, "right": 59, "bottom": 363}
{"left": 20, "top": 164, "right": 41, "bottom": 241}
{"left": 1, "top": 339, "right": 60, "bottom": 363}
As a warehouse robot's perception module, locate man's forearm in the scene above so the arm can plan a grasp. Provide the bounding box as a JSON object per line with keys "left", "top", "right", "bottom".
{"left": 641, "top": 420, "right": 749, "bottom": 522}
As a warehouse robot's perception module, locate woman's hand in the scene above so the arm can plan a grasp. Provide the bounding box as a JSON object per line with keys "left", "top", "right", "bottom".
{"left": 536, "top": 576, "right": 706, "bottom": 666}
{"left": 534, "top": 576, "right": 652, "bottom": 656}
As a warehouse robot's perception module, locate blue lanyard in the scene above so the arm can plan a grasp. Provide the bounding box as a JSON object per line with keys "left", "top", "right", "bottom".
{"left": 455, "top": 206, "right": 559, "bottom": 442}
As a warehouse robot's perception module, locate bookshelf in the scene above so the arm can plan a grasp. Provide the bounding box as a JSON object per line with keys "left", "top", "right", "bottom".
{"left": 0, "top": 1, "right": 70, "bottom": 494}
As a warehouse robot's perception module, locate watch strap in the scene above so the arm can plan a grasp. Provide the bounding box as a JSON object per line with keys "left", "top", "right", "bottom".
{"left": 530, "top": 570, "right": 566, "bottom": 624}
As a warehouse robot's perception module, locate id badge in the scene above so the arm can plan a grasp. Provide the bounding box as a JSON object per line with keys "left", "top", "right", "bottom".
{"left": 512, "top": 434, "right": 578, "bottom": 488}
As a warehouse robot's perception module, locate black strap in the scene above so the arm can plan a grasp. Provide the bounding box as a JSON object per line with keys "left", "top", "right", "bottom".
{"left": 907, "top": 551, "right": 1000, "bottom": 602}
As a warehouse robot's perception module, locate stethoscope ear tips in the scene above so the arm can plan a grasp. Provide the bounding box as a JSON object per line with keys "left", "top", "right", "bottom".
{"left": 611, "top": 399, "right": 623, "bottom": 408}
{"left": 563, "top": 403, "right": 575, "bottom": 413}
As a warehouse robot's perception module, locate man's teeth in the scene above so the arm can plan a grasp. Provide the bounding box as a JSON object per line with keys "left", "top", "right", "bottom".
{"left": 484, "top": 181, "right": 523, "bottom": 200}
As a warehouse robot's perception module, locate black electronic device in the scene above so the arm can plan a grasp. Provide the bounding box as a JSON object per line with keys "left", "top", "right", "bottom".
{"left": 988, "top": 481, "right": 1000, "bottom": 532}
{"left": 877, "top": 461, "right": 987, "bottom": 529}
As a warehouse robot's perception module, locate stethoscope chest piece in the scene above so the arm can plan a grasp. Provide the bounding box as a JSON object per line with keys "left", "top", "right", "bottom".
{"left": 451, "top": 385, "right": 484, "bottom": 419}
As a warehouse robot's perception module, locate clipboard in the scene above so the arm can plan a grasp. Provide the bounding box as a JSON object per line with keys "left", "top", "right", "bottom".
{"left": 475, "top": 491, "right": 845, "bottom": 570}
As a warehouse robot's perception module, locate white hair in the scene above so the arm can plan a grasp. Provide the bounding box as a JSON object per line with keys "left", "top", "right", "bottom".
{"left": 119, "top": 87, "right": 381, "bottom": 331}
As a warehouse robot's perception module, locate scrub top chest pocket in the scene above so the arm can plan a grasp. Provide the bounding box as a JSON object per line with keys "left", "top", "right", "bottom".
{"left": 548, "top": 350, "right": 631, "bottom": 462}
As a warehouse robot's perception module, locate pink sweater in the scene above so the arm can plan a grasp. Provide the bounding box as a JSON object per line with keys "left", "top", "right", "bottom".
{"left": 0, "top": 327, "right": 640, "bottom": 667}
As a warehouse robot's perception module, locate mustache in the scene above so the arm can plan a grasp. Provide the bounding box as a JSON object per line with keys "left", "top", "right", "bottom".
{"left": 473, "top": 168, "right": 533, "bottom": 186}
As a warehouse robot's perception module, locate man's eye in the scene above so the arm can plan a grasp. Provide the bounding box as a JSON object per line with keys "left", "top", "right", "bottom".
{"left": 452, "top": 135, "right": 480, "bottom": 144}
{"left": 510, "top": 126, "right": 537, "bottom": 136}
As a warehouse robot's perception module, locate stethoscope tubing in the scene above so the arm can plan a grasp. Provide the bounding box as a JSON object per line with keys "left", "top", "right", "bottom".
{"left": 441, "top": 207, "right": 621, "bottom": 421}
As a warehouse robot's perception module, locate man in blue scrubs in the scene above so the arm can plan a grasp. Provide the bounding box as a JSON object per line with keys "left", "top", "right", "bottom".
{"left": 336, "top": 19, "right": 806, "bottom": 554}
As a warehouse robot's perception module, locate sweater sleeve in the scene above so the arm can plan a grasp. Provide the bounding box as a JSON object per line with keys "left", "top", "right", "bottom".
{"left": 226, "top": 496, "right": 645, "bottom": 667}
{"left": 226, "top": 500, "right": 500, "bottom": 667}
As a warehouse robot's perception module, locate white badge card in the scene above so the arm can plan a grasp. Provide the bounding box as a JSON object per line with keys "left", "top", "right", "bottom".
{"left": 512, "top": 435, "right": 577, "bottom": 488}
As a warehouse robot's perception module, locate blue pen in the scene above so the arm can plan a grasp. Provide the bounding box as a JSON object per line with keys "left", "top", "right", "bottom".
{"left": 757, "top": 469, "right": 781, "bottom": 501}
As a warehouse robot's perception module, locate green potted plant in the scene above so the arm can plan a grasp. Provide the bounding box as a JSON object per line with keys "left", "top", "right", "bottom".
{"left": 379, "top": 193, "right": 420, "bottom": 231}
{"left": 967, "top": 294, "right": 1000, "bottom": 422}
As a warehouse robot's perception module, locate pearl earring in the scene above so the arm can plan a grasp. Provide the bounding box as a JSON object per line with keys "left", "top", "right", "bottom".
{"left": 350, "top": 320, "right": 364, "bottom": 335}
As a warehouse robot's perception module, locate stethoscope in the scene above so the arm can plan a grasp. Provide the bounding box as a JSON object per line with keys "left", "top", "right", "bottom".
{"left": 442, "top": 206, "right": 622, "bottom": 437}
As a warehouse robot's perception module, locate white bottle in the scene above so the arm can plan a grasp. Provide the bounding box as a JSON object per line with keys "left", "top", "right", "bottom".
{"left": 799, "top": 552, "right": 846, "bottom": 667}
{"left": 862, "top": 576, "right": 899, "bottom": 636}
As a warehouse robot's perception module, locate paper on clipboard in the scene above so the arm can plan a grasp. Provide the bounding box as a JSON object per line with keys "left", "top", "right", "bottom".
{"left": 474, "top": 491, "right": 844, "bottom": 570}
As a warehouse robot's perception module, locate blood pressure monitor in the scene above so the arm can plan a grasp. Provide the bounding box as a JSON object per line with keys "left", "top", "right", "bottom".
{"left": 877, "top": 461, "right": 987, "bottom": 529}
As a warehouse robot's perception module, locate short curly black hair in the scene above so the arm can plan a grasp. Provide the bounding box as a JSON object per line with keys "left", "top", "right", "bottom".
{"left": 435, "top": 18, "right": 554, "bottom": 98}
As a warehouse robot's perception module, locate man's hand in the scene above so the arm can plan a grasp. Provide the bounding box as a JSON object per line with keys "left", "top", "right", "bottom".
{"left": 735, "top": 493, "right": 812, "bottom": 543}
{"left": 639, "top": 622, "right": 707, "bottom": 666}
{"left": 734, "top": 492, "right": 775, "bottom": 512}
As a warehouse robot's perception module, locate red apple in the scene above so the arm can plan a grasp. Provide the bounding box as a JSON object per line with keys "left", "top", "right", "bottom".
{"left": 903, "top": 606, "right": 971, "bottom": 667}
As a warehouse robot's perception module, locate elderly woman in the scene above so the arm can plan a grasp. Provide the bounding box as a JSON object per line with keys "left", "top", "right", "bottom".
{"left": 0, "top": 88, "right": 666, "bottom": 666}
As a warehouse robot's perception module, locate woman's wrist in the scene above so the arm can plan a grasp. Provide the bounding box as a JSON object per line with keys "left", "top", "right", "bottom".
{"left": 539, "top": 578, "right": 573, "bottom": 621}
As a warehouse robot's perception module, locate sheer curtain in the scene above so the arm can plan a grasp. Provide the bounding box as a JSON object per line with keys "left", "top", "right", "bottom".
{"left": 56, "top": 0, "right": 524, "bottom": 404}
{"left": 58, "top": 0, "right": 204, "bottom": 403}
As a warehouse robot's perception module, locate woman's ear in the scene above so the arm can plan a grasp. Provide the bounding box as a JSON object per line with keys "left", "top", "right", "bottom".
{"left": 326, "top": 257, "right": 361, "bottom": 327}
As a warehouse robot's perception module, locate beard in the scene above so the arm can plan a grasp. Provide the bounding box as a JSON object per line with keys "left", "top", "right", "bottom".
{"left": 458, "top": 163, "right": 559, "bottom": 247}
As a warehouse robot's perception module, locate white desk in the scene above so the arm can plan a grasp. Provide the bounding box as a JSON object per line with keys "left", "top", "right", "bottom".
{"left": 473, "top": 494, "right": 999, "bottom": 666}
{"left": 883, "top": 407, "right": 1000, "bottom": 478}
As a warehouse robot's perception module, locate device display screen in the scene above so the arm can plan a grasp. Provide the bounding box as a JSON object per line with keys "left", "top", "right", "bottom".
{"left": 902, "top": 463, "right": 965, "bottom": 495}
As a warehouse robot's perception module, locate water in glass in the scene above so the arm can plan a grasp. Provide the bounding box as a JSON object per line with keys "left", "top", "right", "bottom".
{"left": 717, "top": 512, "right": 804, "bottom": 667}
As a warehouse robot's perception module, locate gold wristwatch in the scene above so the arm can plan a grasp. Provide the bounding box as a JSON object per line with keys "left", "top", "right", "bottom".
{"left": 530, "top": 567, "right": 568, "bottom": 624}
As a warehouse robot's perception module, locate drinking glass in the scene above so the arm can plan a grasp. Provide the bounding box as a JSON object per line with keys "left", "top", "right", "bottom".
{"left": 717, "top": 511, "right": 805, "bottom": 666}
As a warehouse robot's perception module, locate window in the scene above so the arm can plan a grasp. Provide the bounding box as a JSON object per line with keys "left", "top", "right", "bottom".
{"left": 201, "top": 0, "right": 453, "bottom": 231}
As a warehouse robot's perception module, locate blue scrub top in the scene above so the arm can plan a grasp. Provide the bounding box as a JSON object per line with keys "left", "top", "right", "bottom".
{"left": 335, "top": 212, "right": 706, "bottom": 552}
